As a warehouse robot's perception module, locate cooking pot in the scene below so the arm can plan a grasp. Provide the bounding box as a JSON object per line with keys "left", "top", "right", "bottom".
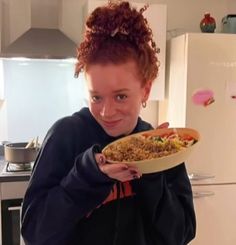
{"left": 4, "top": 142, "right": 40, "bottom": 164}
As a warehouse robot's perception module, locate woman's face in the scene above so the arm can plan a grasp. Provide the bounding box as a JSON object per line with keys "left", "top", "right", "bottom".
{"left": 85, "top": 61, "right": 152, "bottom": 137}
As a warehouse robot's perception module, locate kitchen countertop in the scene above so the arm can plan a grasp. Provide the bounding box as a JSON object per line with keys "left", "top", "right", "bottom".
{"left": 0, "top": 156, "right": 31, "bottom": 182}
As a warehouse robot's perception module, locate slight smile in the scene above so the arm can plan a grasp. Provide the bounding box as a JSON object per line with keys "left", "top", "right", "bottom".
{"left": 102, "top": 119, "right": 122, "bottom": 128}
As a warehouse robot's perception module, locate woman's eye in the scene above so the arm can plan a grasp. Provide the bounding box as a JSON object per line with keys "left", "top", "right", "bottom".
{"left": 91, "top": 95, "right": 101, "bottom": 102}
{"left": 116, "top": 94, "right": 127, "bottom": 101}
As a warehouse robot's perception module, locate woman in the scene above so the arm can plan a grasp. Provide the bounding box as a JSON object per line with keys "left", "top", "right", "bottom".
{"left": 21, "top": 1, "right": 196, "bottom": 245}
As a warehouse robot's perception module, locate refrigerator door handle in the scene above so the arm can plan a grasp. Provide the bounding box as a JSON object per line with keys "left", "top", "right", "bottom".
{"left": 188, "top": 173, "right": 215, "bottom": 181}
{"left": 193, "top": 190, "right": 215, "bottom": 199}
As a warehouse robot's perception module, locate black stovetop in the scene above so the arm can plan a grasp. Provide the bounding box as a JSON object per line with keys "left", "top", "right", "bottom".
{"left": 0, "top": 156, "right": 31, "bottom": 182}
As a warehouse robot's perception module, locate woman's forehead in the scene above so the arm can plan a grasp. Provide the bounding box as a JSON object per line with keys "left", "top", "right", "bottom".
{"left": 85, "top": 62, "right": 143, "bottom": 92}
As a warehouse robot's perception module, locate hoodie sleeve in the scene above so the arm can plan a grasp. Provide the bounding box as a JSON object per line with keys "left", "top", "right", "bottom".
{"left": 21, "top": 119, "right": 114, "bottom": 245}
{"left": 132, "top": 163, "right": 196, "bottom": 245}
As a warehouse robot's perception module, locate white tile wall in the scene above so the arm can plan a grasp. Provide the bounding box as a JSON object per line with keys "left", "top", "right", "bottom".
{"left": 0, "top": 58, "right": 88, "bottom": 143}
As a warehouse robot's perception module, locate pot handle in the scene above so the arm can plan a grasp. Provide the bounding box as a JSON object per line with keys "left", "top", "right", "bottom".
{"left": 1, "top": 141, "right": 11, "bottom": 146}
{"left": 0, "top": 141, "right": 10, "bottom": 155}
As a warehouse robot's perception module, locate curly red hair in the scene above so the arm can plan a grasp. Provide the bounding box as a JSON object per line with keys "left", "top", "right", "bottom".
{"left": 75, "top": 1, "right": 160, "bottom": 86}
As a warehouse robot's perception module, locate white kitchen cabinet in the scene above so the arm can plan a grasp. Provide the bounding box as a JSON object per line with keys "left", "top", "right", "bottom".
{"left": 190, "top": 184, "right": 236, "bottom": 245}
{"left": 1, "top": 0, "right": 31, "bottom": 50}
{"left": 83, "top": 0, "right": 167, "bottom": 101}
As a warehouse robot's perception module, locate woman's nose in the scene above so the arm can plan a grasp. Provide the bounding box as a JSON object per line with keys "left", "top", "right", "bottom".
{"left": 100, "top": 100, "right": 116, "bottom": 117}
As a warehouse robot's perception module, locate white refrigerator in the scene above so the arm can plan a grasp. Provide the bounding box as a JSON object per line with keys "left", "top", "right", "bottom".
{"left": 166, "top": 33, "right": 236, "bottom": 245}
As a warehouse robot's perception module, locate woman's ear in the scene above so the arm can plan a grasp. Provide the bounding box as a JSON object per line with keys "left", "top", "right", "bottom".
{"left": 143, "top": 80, "right": 152, "bottom": 101}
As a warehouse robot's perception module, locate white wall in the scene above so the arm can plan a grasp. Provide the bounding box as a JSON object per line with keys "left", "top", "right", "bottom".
{"left": 140, "top": 101, "right": 159, "bottom": 128}
{"left": 0, "top": 58, "right": 88, "bottom": 142}
{"left": 31, "top": 0, "right": 59, "bottom": 29}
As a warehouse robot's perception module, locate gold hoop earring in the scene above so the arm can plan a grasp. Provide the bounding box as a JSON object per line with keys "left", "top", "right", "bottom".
{"left": 142, "top": 101, "right": 147, "bottom": 108}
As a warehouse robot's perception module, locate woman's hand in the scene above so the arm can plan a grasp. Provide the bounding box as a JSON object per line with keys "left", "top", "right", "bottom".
{"left": 157, "top": 122, "right": 169, "bottom": 129}
{"left": 95, "top": 153, "right": 142, "bottom": 182}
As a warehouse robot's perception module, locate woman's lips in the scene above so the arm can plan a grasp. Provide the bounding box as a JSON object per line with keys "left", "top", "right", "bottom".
{"left": 102, "top": 119, "right": 122, "bottom": 128}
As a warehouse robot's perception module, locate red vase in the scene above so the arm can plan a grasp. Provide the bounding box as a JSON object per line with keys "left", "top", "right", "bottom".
{"left": 200, "top": 13, "right": 216, "bottom": 33}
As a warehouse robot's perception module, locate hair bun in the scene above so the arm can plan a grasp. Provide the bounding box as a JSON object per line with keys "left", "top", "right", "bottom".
{"left": 76, "top": 1, "right": 159, "bottom": 83}
{"left": 85, "top": 1, "right": 154, "bottom": 47}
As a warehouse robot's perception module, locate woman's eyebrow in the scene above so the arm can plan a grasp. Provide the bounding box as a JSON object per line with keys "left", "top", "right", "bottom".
{"left": 89, "top": 89, "right": 130, "bottom": 94}
{"left": 112, "top": 89, "right": 130, "bottom": 93}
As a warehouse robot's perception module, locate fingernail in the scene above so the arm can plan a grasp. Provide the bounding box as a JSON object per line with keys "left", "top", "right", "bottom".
{"left": 99, "top": 156, "right": 105, "bottom": 164}
{"left": 130, "top": 170, "right": 138, "bottom": 175}
{"left": 133, "top": 175, "right": 140, "bottom": 179}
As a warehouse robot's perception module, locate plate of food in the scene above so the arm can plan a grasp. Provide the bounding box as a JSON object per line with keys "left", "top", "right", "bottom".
{"left": 102, "top": 127, "right": 200, "bottom": 174}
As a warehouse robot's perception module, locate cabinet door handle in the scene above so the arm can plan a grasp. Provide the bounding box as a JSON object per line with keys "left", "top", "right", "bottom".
{"left": 188, "top": 173, "right": 215, "bottom": 181}
{"left": 193, "top": 191, "right": 215, "bottom": 199}
{"left": 8, "top": 206, "right": 22, "bottom": 211}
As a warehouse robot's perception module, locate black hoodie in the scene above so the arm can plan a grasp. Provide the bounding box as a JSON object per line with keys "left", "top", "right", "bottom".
{"left": 21, "top": 107, "right": 196, "bottom": 245}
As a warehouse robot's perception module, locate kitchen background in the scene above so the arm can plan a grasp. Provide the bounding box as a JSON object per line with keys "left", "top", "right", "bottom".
{"left": 0, "top": 1, "right": 236, "bottom": 245}
{"left": 1, "top": 0, "right": 236, "bottom": 143}
{"left": 0, "top": 0, "right": 236, "bottom": 144}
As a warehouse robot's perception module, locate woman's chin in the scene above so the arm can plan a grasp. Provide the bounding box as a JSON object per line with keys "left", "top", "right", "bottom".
{"left": 104, "top": 129, "right": 122, "bottom": 137}
{"left": 103, "top": 127, "right": 133, "bottom": 138}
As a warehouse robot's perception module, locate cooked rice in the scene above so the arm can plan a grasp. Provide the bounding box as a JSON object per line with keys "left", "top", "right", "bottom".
{"left": 103, "top": 134, "right": 195, "bottom": 162}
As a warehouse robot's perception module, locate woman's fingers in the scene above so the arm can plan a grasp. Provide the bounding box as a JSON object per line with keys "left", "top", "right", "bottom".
{"left": 157, "top": 121, "right": 169, "bottom": 129}
{"left": 95, "top": 153, "right": 142, "bottom": 182}
{"left": 99, "top": 162, "right": 128, "bottom": 174}
{"left": 108, "top": 165, "right": 141, "bottom": 182}
{"left": 95, "top": 153, "right": 106, "bottom": 165}
{"left": 101, "top": 162, "right": 140, "bottom": 176}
